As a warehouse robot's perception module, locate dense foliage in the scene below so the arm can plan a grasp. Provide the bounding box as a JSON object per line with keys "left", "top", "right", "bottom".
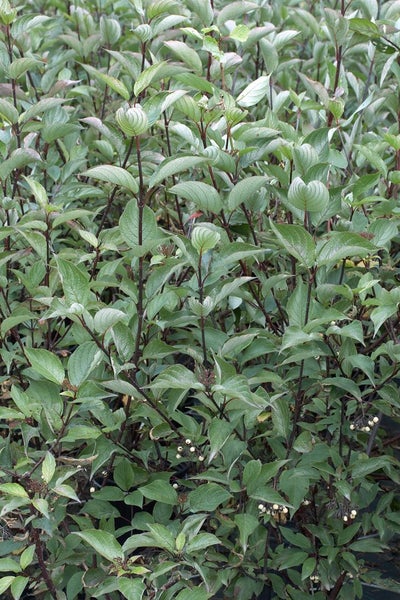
{"left": 0, "top": 0, "right": 400, "bottom": 598}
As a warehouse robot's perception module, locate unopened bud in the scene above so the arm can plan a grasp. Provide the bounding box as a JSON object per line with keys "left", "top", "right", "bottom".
{"left": 116, "top": 104, "right": 148, "bottom": 137}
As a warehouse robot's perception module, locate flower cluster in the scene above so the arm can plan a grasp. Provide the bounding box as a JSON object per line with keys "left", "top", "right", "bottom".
{"left": 175, "top": 439, "right": 205, "bottom": 463}
{"left": 349, "top": 415, "right": 379, "bottom": 432}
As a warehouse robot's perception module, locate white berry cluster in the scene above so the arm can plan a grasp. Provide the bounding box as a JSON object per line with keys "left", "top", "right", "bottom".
{"left": 175, "top": 439, "right": 205, "bottom": 463}
{"left": 258, "top": 502, "right": 289, "bottom": 518}
{"left": 342, "top": 508, "right": 358, "bottom": 523}
{"left": 349, "top": 415, "right": 379, "bottom": 432}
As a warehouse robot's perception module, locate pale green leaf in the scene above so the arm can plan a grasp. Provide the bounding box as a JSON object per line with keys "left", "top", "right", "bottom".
{"left": 73, "top": 529, "right": 124, "bottom": 561}
{"left": 228, "top": 176, "right": 267, "bottom": 210}
{"left": 0, "top": 483, "right": 28, "bottom": 498}
{"left": 42, "top": 452, "right": 56, "bottom": 484}
{"left": 81, "top": 64, "right": 130, "bottom": 100}
{"left": 67, "top": 341, "right": 103, "bottom": 387}
{"left": 169, "top": 181, "right": 221, "bottom": 212}
{"left": 237, "top": 75, "right": 270, "bottom": 108}
{"left": 149, "top": 156, "right": 209, "bottom": 189}
{"left": 270, "top": 221, "right": 315, "bottom": 267}
{"left": 25, "top": 348, "right": 64, "bottom": 385}
{"left": 83, "top": 165, "right": 138, "bottom": 193}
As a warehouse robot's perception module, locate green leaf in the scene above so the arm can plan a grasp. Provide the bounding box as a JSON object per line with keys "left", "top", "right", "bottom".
{"left": 237, "top": 76, "right": 270, "bottom": 107}
{"left": 73, "top": 529, "right": 124, "bottom": 562}
{"left": 119, "top": 200, "right": 163, "bottom": 253}
{"left": 326, "top": 321, "right": 364, "bottom": 345}
{"left": 243, "top": 460, "right": 262, "bottom": 494}
{"left": 0, "top": 98, "right": 19, "bottom": 124}
{"left": 317, "top": 232, "right": 376, "bottom": 266}
{"left": 230, "top": 24, "right": 250, "bottom": 42}
{"left": 31, "top": 498, "right": 50, "bottom": 519}
{"left": 301, "top": 557, "right": 316, "bottom": 580}
{"left": 134, "top": 61, "right": 167, "bottom": 97}
{"left": 349, "top": 538, "right": 387, "bottom": 552}
{"left": 351, "top": 456, "right": 392, "bottom": 480}
{"left": 349, "top": 18, "right": 380, "bottom": 38}
{"left": 94, "top": 308, "right": 126, "bottom": 333}
{"left": 80, "top": 64, "right": 130, "bottom": 100}
{"left": 52, "top": 484, "right": 80, "bottom": 501}
{"left": 249, "top": 486, "right": 289, "bottom": 507}
{"left": 0, "top": 577, "right": 14, "bottom": 596}
{"left": 19, "top": 546, "right": 35, "bottom": 571}
{"left": 272, "top": 396, "right": 290, "bottom": 439}
{"left": 175, "top": 588, "right": 210, "bottom": 600}
{"left": 169, "top": 181, "right": 221, "bottom": 212}
{"left": 164, "top": 41, "right": 202, "bottom": 73}
{"left": 0, "top": 558, "right": 20, "bottom": 573}
{"left": 9, "top": 57, "right": 41, "bottom": 79}
{"left": 188, "top": 483, "right": 232, "bottom": 512}
{"left": 56, "top": 258, "right": 90, "bottom": 306}
{"left": 227, "top": 176, "right": 267, "bottom": 211}
{"left": 370, "top": 304, "right": 398, "bottom": 336}
{"left": 185, "top": 532, "right": 220, "bottom": 553}
{"left": 83, "top": 165, "right": 138, "bottom": 193}
{"left": 67, "top": 342, "right": 103, "bottom": 387}
{"left": 118, "top": 578, "right": 145, "bottom": 600}
{"left": 138, "top": 480, "right": 178, "bottom": 505}
{"left": 25, "top": 348, "right": 65, "bottom": 385}
{"left": 270, "top": 221, "right": 315, "bottom": 267}
{"left": 0, "top": 483, "right": 28, "bottom": 498}
{"left": 22, "top": 176, "right": 48, "bottom": 208}
{"left": 323, "top": 377, "right": 361, "bottom": 401}
{"left": 207, "top": 420, "right": 234, "bottom": 463}
{"left": 149, "top": 156, "right": 209, "bottom": 189}
{"left": 0, "top": 148, "right": 41, "bottom": 180}
{"left": 0, "top": 311, "right": 36, "bottom": 336}
{"left": 279, "top": 469, "right": 312, "bottom": 512}
{"left": 146, "top": 524, "right": 175, "bottom": 553}
{"left": 19, "top": 98, "right": 66, "bottom": 124}
{"left": 41, "top": 452, "right": 56, "bottom": 484}
{"left": 234, "top": 513, "right": 259, "bottom": 552}
{"left": 150, "top": 365, "right": 204, "bottom": 390}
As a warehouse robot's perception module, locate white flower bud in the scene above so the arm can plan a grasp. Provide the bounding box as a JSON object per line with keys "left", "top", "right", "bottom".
{"left": 185, "top": 439, "right": 192, "bottom": 445}
{"left": 189, "top": 446, "right": 196, "bottom": 453}
{"left": 373, "top": 416, "right": 379, "bottom": 423}
{"left": 343, "top": 515, "right": 348, "bottom": 522}
{"left": 177, "top": 446, "right": 183, "bottom": 452}
{"left": 198, "top": 455, "right": 205, "bottom": 462}
{"left": 176, "top": 453, "right": 182, "bottom": 459}
{"left": 258, "top": 504, "right": 265, "bottom": 511}
{"left": 272, "top": 504, "right": 279, "bottom": 510}
{"left": 172, "top": 483, "right": 179, "bottom": 489}
{"left": 90, "top": 487, "right": 95, "bottom": 493}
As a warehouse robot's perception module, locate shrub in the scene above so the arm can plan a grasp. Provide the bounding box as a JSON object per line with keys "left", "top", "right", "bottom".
{"left": 0, "top": 0, "right": 399, "bottom": 598}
